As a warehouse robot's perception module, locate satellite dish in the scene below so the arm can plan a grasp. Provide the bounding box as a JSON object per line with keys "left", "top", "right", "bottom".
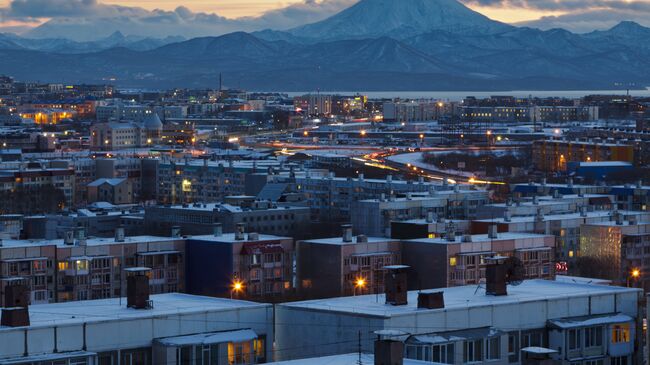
{"left": 504, "top": 256, "right": 525, "bottom": 286}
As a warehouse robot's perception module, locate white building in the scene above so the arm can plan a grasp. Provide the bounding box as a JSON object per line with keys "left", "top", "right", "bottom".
{"left": 0, "top": 293, "right": 273, "bottom": 365}
{"left": 275, "top": 279, "right": 640, "bottom": 364}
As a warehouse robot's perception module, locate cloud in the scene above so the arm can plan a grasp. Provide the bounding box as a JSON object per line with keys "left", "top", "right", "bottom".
{"left": 462, "top": 0, "right": 650, "bottom": 32}
{"left": 0, "top": 0, "right": 357, "bottom": 40}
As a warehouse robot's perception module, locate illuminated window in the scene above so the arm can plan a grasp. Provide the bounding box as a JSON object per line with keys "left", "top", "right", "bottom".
{"left": 182, "top": 179, "right": 192, "bottom": 192}
{"left": 228, "top": 341, "right": 252, "bottom": 365}
{"left": 428, "top": 233, "right": 435, "bottom": 239}
{"left": 568, "top": 250, "right": 574, "bottom": 258}
{"left": 612, "top": 324, "right": 630, "bottom": 343}
{"left": 449, "top": 257, "right": 457, "bottom": 266}
{"left": 58, "top": 262, "right": 69, "bottom": 271}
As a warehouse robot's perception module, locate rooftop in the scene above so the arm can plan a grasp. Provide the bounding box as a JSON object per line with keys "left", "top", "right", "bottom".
{"left": 278, "top": 280, "right": 639, "bottom": 318}
{"left": 2, "top": 293, "right": 268, "bottom": 330}
{"left": 408, "top": 232, "right": 551, "bottom": 245}
{"left": 300, "top": 236, "right": 399, "bottom": 246}
{"left": 190, "top": 233, "right": 291, "bottom": 243}
{"left": 266, "top": 353, "right": 429, "bottom": 365}
{"left": 0, "top": 235, "right": 179, "bottom": 249}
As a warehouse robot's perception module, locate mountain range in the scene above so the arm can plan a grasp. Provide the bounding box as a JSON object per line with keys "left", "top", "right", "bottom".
{"left": 0, "top": 0, "right": 648, "bottom": 91}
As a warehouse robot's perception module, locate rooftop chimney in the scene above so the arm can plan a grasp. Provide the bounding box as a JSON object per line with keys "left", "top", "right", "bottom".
{"left": 248, "top": 232, "right": 259, "bottom": 241}
{"left": 506, "top": 198, "right": 513, "bottom": 207}
{"left": 380, "top": 193, "right": 386, "bottom": 202}
{"left": 580, "top": 206, "right": 588, "bottom": 217}
{"left": 445, "top": 222, "right": 456, "bottom": 242}
{"left": 485, "top": 257, "right": 508, "bottom": 296}
{"left": 126, "top": 268, "right": 151, "bottom": 309}
{"left": 235, "top": 223, "right": 245, "bottom": 240}
{"left": 63, "top": 230, "right": 74, "bottom": 245}
{"left": 462, "top": 234, "right": 473, "bottom": 243}
{"left": 358, "top": 173, "right": 365, "bottom": 182}
{"left": 488, "top": 225, "right": 498, "bottom": 239}
{"left": 567, "top": 177, "right": 574, "bottom": 188}
{"left": 171, "top": 226, "right": 181, "bottom": 238}
{"left": 615, "top": 211, "right": 624, "bottom": 225}
{"left": 384, "top": 265, "right": 409, "bottom": 306}
{"left": 386, "top": 175, "right": 393, "bottom": 183}
{"left": 504, "top": 210, "right": 512, "bottom": 222}
{"left": 426, "top": 210, "right": 435, "bottom": 223}
{"left": 541, "top": 178, "right": 547, "bottom": 186}
{"left": 417, "top": 292, "right": 444, "bottom": 309}
{"left": 114, "top": 226, "right": 125, "bottom": 242}
{"left": 342, "top": 224, "right": 353, "bottom": 243}
{"left": 553, "top": 190, "right": 560, "bottom": 199}
{"left": 1, "top": 284, "right": 30, "bottom": 327}
{"left": 374, "top": 340, "right": 404, "bottom": 365}
{"left": 637, "top": 179, "right": 643, "bottom": 189}
{"left": 212, "top": 223, "right": 223, "bottom": 237}
{"left": 356, "top": 235, "right": 368, "bottom": 243}
{"left": 532, "top": 196, "right": 539, "bottom": 205}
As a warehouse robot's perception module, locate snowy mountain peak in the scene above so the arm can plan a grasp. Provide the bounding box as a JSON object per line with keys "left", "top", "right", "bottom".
{"left": 288, "top": 0, "right": 512, "bottom": 40}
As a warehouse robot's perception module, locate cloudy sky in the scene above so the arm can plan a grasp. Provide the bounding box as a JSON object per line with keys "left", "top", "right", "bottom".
{"left": 1, "top": 0, "right": 649, "bottom": 39}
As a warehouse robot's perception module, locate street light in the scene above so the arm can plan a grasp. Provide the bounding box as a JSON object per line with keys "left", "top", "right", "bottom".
{"left": 627, "top": 268, "right": 641, "bottom": 287}
{"left": 353, "top": 277, "right": 366, "bottom": 296}
{"left": 231, "top": 279, "right": 244, "bottom": 299}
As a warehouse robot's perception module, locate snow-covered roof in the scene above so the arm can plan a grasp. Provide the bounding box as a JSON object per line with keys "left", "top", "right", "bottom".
{"left": 2, "top": 293, "right": 269, "bottom": 330}
{"left": 0, "top": 235, "right": 180, "bottom": 248}
{"left": 548, "top": 313, "right": 634, "bottom": 329}
{"left": 300, "top": 236, "right": 399, "bottom": 246}
{"left": 278, "top": 280, "right": 639, "bottom": 318}
{"left": 266, "top": 353, "right": 431, "bottom": 365}
{"left": 190, "top": 233, "right": 291, "bottom": 243}
{"left": 156, "top": 329, "right": 257, "bottom": 347}
{"left": 408, "top": 232, "right": 551, "bottom": 245}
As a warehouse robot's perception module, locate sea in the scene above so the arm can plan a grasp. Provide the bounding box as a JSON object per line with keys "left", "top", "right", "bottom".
{"left": 284, "top": 88, "right": 650, "bottom": 101}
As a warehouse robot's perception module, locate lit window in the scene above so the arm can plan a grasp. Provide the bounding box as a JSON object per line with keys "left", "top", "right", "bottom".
{"left": 428, "top": 233, "right": 435, "bottom": 239}
{"left": 568, "top": 250, "right": 574, "bottom": 258}
{"left": 449, "top": 257, "right": 457, "bottom": 266}
{"left": 612, "top": 324, "right": 630, "bottom": 343}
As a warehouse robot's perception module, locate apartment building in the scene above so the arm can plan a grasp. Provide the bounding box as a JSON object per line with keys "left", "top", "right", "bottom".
{"left": 0, "top": 228, "right": 185, "bottom": 306}
{"left": 296, "top": 225, "right": 401, "bottom": 299}
{"left": 402, "top": 228, "right": 555, "bottom": 289}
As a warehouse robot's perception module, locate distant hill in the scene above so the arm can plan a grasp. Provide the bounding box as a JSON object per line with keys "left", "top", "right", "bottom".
{"left": 0, "top": 0, "right": 648, "bottom": 90}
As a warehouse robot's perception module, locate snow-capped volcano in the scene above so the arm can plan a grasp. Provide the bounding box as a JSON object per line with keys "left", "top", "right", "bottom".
{"left": 287, "top": 0, "right": 512, "bottom": 40}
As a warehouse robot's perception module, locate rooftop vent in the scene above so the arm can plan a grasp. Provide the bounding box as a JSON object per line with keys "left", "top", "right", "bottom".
{"left": 374, "top": 339, "right": 404, "bottom": 365}
{"left": 64, "top": 230, "right": 74, "bottom": 245}
{"left": 426, "top": 210, "right": 435, "bottom": 223}
{"left": 171, "top": 226, "right": 181, "bottom": 238}
{"left": 1, "top": 284, "right": 30, "bottom": 327}
{"left": 125, "top": 268, "right": 151, "bottom": 310}
{"left": 384, "top": 265, "right": 409, "bottom": 306}
{"left": 488, "top": 225, "right": 498, "bottom": 239}
{"left": 417, "top": 292, "right": 444, "bottom": 310}
{"left": 114, "top": 226, "right": 125, "bottom": 242}
{"left": 212, "top": 223, "right": 223, "bottom": 237}
{"left": 248, "top": 232, "right": 259, "bottom": 241}
{"left": 342, "top": 224, "right": 353, "bottom": 243}
{"left": 485, "top": 256, "right": 524, "bottom": 296}
{"left": 235, "top": 223, "right": 246, "bottom": 240}
{"left": 356, "top": 235, "right": 368, "bottom": 243}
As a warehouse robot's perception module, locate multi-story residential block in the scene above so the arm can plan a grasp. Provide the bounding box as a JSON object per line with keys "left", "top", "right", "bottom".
{"left": 275, "top": 278, "right": 641, "bottom": 364}
{"left": 533, "top": 139, "right": 634, "bottom": 172}
{"left": 351, "top": 189, "right": 489, "bottom": 237}
{"left": 0, "top": 229, "right": 185, "bottom": 306}
{"left": 90, "top": 112, "right": 163, "bottom": 150}
{"left": 383, "top": 100, "right": 443, "bottom": 123}
{"left": 580, "top": 220, "right": 650, "bottom": 290}
{"left": 294, "top": 94, "right": 332, "bottom": 116}
{"left": 475, "top": 193, "right": 614, "bottom": 219}
{"left": 0, "top": 164, "right": 76, "bottom": 210}
{"left": 145, "top": 199, "right": 310, "bottom": 237}
{"left": 472, "top": 209, "right": 650, "bottom": 267}
{"left": 186, "top": 227, "right": 295, "bottom": 302}
{"left": 402, "top": 229, "right": 555, "bottom": 289}
{"left": 0, "top": 291, "right": 273, "bottom": 365}
{"left": 297, "top": 225, "right": 401, "bottom": 299}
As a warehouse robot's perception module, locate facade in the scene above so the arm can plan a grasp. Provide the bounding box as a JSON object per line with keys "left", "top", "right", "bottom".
{"left": 186, "top": 231, "right": 295, "bottom": 302}
{"left": 294, "top": 94, "right": 332, "bottom": 116}
{"left": 144, "top": 200, "right": 310, "bottom": 237}
{"left": 580, "top": 221, "right": 650, "bottom": 290}
{"left": 0, "top": 293, "right": 273, "bottom": 365}
{"left": 533, "top": 140, "right": 634, "bottom": 172}
{"left": 0, "top": 231, "right": 185, "bottom": 306}
{"left": 90, "top": 112, "right": 163, "bottom": 150}
{"left": 0, "top": 166, "right": 76, "bottom": 209}
{"left": 275, "top": 279, "right": 641, "bottom": 364}
{"left": 402, "top": 231, "right": 556, "bottom": 289}
{"left": 87, "top": 177, "right": 133, "bottom": 205}
{"left": 297, "top": 227, "right": 401, "bottom": 299}
{"left": 383, "top": 101, "right": 442, "bottom": 123}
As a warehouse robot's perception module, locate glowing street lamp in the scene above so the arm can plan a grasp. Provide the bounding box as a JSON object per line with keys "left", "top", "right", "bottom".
{"left": 231, "top": 279, "right": 244, "bottom": 299}
{"left": 353, "top": 277, "right": 366, "bottom": 296}
{"left": 627, "top": 268, "right": 641, "bottom": 287}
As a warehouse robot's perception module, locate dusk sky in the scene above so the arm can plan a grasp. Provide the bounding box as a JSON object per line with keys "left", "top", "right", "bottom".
{"left": 1, "top": 0, "right": 650, "bottom": 36}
